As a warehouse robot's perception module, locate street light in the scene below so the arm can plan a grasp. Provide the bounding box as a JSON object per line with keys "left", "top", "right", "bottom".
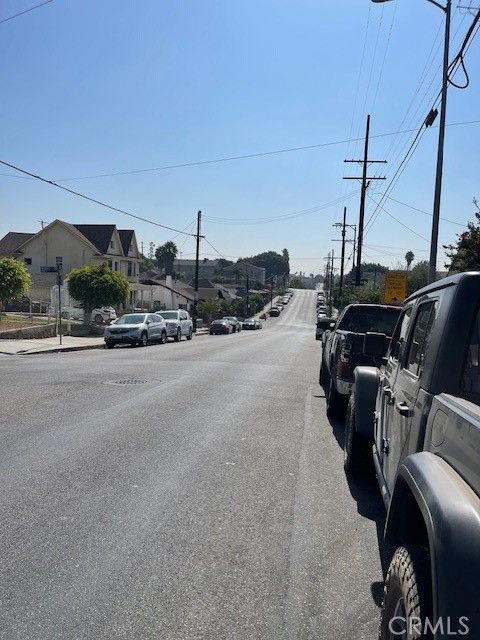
{"left": 372, "top": 0, "right": 451, "bottom": 283}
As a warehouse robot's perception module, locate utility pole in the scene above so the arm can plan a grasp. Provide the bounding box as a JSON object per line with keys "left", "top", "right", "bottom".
{"left": 193, "top": 210, "right": 202, "bottom": 332}
{"left": 246, "top": 272, "right": 250, "bottom": 317}
{"left": 332, "top": 207, "right": 347, "bottom": 300}
{"left": 428, "top": 0, "right": 451, "bottom": 284}
{"left": 329, "top": 249, "right": 334, "bottom": 311}
{"left": 344, "top": 115, "right": 386, "bottom": 286}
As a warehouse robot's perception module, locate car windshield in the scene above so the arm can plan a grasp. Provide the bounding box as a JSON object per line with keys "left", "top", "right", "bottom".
{"left": 212, "top": 320, "right": 225, "bottom": 324}
{"left": 160, "top": 312, "right": 178, "bottom": 319}
{"left": 115, "top": 314, "right": 146, "bottom": 325}
{"left": 317, "top": 318, "right": 333, "bottom": 328}
{"left": 338, "top": 307, "right": 401, "bottom": 335}
{"left": 223, "top": 317, "right": 236, "bottom": 321}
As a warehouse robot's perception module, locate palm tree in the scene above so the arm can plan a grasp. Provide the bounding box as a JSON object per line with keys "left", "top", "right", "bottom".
{"left": 155, "top": 241, "right": 178, "bottom": 275}
{"left": 405, "top": 251, "right": 415, "bottom": 271}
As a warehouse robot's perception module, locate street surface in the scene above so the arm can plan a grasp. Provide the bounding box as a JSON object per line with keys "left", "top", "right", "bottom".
{"left": 0, "top": 290, "right": 387, "bottom": 640}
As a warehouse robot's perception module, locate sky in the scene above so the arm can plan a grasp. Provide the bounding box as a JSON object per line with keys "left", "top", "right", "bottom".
{"left": 1, "top": 0, "right": 479, "bottom": 276}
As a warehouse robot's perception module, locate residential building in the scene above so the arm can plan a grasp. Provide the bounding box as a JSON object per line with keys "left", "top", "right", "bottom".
{"left": 173, "top": 258, "right": 219, "bottom": 281}
{"left": 0, "top": 220, "right": 141, "bottom": 304}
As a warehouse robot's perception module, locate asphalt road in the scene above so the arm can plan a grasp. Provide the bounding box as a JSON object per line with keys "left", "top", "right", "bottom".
{"left": 0, "top": 290, "right": 388, "bottom": 640}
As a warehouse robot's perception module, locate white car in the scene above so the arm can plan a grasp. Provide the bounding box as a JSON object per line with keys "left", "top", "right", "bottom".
{"left": 48, "top": 305, "right": 117, "bottom": 323}
{"left": 155, "top": 309, "right": 193, "bottom": 341}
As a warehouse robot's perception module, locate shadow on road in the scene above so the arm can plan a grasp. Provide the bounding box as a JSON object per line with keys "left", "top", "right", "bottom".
{"left": 327, "top": 411, "right": 395, "bottom": 607}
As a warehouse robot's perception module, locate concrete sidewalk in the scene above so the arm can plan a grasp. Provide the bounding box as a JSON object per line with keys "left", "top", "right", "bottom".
{"left": 0, "top": 336, "right": 105, "bottom": 355}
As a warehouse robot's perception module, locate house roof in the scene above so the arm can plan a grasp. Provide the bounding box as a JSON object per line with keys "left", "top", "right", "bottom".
{"left": 118, "top": 230, "right": 134, "bottom": 255}
{"left": 0, "top": 232, "right": 35, "bottom": 256}
{"left": 73, "top": 224, "right": 116, "bottom": 254}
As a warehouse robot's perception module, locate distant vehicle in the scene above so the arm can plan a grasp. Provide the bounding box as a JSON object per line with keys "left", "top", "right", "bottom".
{"left": 320, "top": 303, "right": 401, "bottom": 416}
{"left": 276, "top": 304, "right": 284, "bottom": 311}
{"left": 255, "top": 319, "right": 263, "bottom": 329}
{"left": 104, "top": 313, "right": 166, "bottom": 348}
{"left": 281, "top": 297, "right": 289, "bottom": 305}
{"left": 316, "top": 317, "right": 335, "bottom": 340}
{"left": 209, "top": 319, "right": 232, "bottom": 335}
{"left": 222, "top": 316, "right": 242, "bottom": 333}
{"left": 155, "top": 309, "right": 193, "bottom": 341}
{"left": 49, "top": 305, "right": 117, "bottom": 323}
{"left": 242, "top": 318, "right": 257, "bottom": 330}
{"left": 269, "top": 307, "right": 281, "bottom": 317}
{"left": 345, "top": 272, "right": 480, "bottom": 638}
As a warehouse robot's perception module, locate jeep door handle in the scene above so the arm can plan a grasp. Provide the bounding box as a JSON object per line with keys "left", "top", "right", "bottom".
{"left": 396, "top": 401, "right": 411, "bottom": 417}
{"left": 383, "top": 387, "right": 394, "bottom": 403}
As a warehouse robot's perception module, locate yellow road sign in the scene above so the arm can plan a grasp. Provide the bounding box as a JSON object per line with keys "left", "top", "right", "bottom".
{"left": 384, "top": 270, "right": 407, "bottom": 305}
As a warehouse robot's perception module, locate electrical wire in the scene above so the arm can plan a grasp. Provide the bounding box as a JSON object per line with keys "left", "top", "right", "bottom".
{"left": 380, "top": 194, "right": 466, "bottom": 227}
{"left": 0, "top": 0, "right": 53, "bottom": 25}
{"left": 0, "top": 158, "right": 197, "bottom": 237}
{"left": 366, "top": 193, "right": 429, "bottom": 241}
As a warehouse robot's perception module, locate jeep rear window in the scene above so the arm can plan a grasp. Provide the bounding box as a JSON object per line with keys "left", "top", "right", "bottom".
{"left": 338, "top": 307, "right": 401, "bottom": 335}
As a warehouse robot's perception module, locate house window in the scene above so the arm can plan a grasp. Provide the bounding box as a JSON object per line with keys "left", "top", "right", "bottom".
{"left": 127, "top": 262, "right": 132, "bottom": 276}
{"left": 108, "top": 260, "right": 113, "bottom": 269}
{"left": 114, "top": 261, "right": 118, "bottom": 271}
{"left": 110, "top": 241, "right": 114, "bottom": 249}
{"left": 24, "top": 258, "right": 32, "bottom": 265}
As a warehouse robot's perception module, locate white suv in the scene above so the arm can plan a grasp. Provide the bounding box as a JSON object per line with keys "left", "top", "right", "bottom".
{"left": 155, "top": 309, "right": 193, "bottom": 341}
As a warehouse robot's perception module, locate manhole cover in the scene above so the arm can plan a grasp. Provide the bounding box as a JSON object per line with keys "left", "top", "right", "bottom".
{"left": 105, "top": 378, "right": 155, "bottom": 386}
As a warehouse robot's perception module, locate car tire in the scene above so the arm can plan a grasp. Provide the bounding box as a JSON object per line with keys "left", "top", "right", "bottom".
{"left": 174, "top": 328, "right": 181, "bottom": 342}
{"left": 160, "top": 330, "right": 167, "bottom": 344}
{"left": 105, "top": 341, "right": 115, "bottom": 349}
{"left": 326, "top": 375, "right": 345, "bottom": 418}
{"left": 94, "top": 314, "right": 104, "bottom": 324}
{"left": 379, "top": 546, "right": 432, "bottom": 640}
{"left": 187, "top": 329, "right": 193, "bottom": 340}
{"left": 344, "top": 395, "right": 372, "bottom": 474}
{"left": 139, "top": 331, "right": 148, "bottom": 347}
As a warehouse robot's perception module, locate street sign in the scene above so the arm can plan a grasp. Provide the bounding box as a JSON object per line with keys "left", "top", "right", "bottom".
{"left": 384, "top": 270, "right": 407, "bottom": 304}
{"left": 41, "top": 266, "right": 57, "bottom": 273}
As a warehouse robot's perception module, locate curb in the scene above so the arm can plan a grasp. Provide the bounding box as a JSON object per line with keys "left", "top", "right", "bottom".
{"left": 0, "top": 343, "right": 106, "bottom": 356}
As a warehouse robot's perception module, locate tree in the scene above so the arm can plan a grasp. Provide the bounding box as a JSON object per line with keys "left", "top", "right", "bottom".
{"left": 444, "top": 201, "right": 480, "bottom": 272}
{"left": 289, "top": 276, "right": 306, "bottom": 289}
{"left": 405, "top": 251, "right": 415, "bottom": 270}
{"left": 341, "top": 282, "right": 383, "bottom": 305}
{"left": 407, "top": 260, "right": 429, "bottom": 296}
{"left": 242, "top": 250, "right": 289, "bottom": 281}
{"left": 0, "top": 257, "right": 31, "bottom": 313}
{"left": 68, "top": 262, "right": 129, "bottom": 325}
{"left": 282, "top": 248, "right": 290, "bottom": 274}
{"left": 155, "top": 241, "right": 178, "bottom": 275}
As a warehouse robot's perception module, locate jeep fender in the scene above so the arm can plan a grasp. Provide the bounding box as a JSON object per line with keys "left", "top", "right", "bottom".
{"left": 385, "top": 452, "right": 480, "bottom": 637}
{"left": 352, "top": 366, "right": 379, "bottom": 440}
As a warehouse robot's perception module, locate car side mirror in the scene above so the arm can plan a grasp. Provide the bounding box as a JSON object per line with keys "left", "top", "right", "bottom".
{"left": 363, "top": 332, "right": 390, "bottom": 358}
{"left": 329, "top": 322, "right": 335, "bottom": 328}
{"left": 146, "top": 319, "right": 151, "bottom": 325}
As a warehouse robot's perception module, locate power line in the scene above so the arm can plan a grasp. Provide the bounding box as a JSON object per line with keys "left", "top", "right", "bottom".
{"left": 1, "top": 119, "right": 478, "bottom": 184}
{"left": 366, "top": 193, "right": 429, "bottom": 241}
{"left": 204, "top": 191, "right": 359, "bottom": 225}
{"left": 0, "top": 0, "right": 53, "bottom": 25}
{"left": 381, "top": 194, "right": 466, "bottom": 227}
{"left": 0, "top": 158, "right": 197, "bottom": 237}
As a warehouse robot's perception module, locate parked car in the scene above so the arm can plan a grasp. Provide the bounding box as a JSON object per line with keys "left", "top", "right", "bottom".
{"left": 48, "top": 305, "right": 117, "bottom": 323}
{"left": 222, "top": 316, "right": 242, "bottom": 333}
{"left": 155, "top": 309, "right": 193, "bottom": 341}
{"left": 345, "top": 272, "right": 480, "bottom": 639}
{"left": 242, "top": 318, "right": 257, "bottom": 330}
{"left": 209, "top": 319, "right": 232, "bottom": 335}
{"left": 269, "top": 307, "right": 281, "bottom": 317}
{"left": 316, "top": 317, "right": 335, "bottom": 340}
{"left": 320, "top": 303, "right": 401, "bottom": 416}
{"left": 104, "top": 313, "right": 167, "bottom": 348}
{"left": 255, "top": 319, "right": 263, "bottom": 329}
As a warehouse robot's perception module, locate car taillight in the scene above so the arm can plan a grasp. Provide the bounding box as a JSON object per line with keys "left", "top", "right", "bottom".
{"left": 338, "top": 343, "right": 352, "bottom": 376}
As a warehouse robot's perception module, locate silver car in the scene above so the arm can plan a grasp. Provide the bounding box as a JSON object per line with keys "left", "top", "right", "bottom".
{"left": 104, "top": 313, "right": 167, "bottom": 348}
{"left": 155, "top": 309, "right": 193, "bottom": 341}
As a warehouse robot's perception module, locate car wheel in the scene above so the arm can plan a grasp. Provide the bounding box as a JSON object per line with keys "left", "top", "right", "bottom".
{"left": 94, "top": 314, "right": 104, "bottom": 324}
{"left": 326, "top": 375, "right": 346, "bottom": 418}
{"left": 160, "top": 330, "right": 167, "bottom": 344}
{"left": 379, "top": 546, "right": 432, "bottom": 640}
{"left": 105, "top": 341, "right": 115, "bottom": 349}
{"left": 174, "top": 327, "right": 181, "bottom": 342}
{"left": 187, "top": 329, "right": 193, "bottom": 340}
{"left": 344, "top": 395, "right": 372, "bottom": 474}
{"left": 139, "top": 331, "right": 148, "bottom": 347}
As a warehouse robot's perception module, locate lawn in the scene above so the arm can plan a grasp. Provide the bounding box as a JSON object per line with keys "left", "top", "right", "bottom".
{"left": 0, "top": 314, "right": 52, "bottom": 332}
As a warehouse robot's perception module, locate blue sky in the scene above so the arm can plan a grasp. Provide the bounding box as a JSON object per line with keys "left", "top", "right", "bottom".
{"left": 1, "top": 0, "right": 479, "bottom": 275}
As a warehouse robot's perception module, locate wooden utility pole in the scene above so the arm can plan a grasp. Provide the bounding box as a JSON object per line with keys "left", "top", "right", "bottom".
{"left": 193, "top": 210, "right": 202, "bottom": 332}
{"left": 344, "top": 115, "right": 386, "bottom": 286}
